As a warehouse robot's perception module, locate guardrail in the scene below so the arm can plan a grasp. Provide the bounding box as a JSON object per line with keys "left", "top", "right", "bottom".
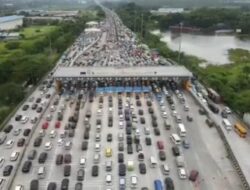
{"left": 189, "top": 90, "right": 250, "bottom": 190}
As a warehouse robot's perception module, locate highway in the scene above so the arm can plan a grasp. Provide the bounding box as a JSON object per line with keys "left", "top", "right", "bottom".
{"left": 0, "top": 2, "right": 248, "bottom": 190}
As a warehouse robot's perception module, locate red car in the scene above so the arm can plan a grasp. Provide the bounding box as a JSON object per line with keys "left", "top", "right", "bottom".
{"left": 157, "top": 141, "right": 164, "bottom": 150}
{"left": 42, "top": 122, "right": 49, "bottom": 129}
{"left": 55, "top": 121, "right": 61, "bottom": 128}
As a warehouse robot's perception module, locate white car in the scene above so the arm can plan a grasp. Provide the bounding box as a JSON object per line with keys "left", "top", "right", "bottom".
{"left": 178, "top": 167, "right": 187, "bottom": 179}
{"left": 50, "top": 106, "right": 56, "bottom": 112}
{"left": 160, "top": 106, "right": 165, "bottom": 112}
{"left": 57, "top": 138, "right": 64, "bottom": 146}
{"left": 162, "top": 112, "right": 167, "bottom": 118}
{"left": 46, "top": 114, "right": 52, "bottom": 121}
{"left": 119, "top": 121, "right": 123, "bottom": 129}
{"left": 184, "top": 105, "right": 189, "bottom": 111}
{"left": 49, "top": 130, "right": 56, "bottom": 138}
{"left": 20, "top": 116, "right": 29, "bottom": 124}
{"left": 5, "top": 140, "right": 14, "bottom": 149}
{"left": 224, "top": 107, "right": 232, "bottom": 114}
{"left": 44, "top": 142, "right": 52, "bottom": 151}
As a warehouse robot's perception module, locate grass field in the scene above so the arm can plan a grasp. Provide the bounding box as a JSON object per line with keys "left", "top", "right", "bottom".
{"left": 20, "top": 25, "right": 58, "bottom": 39}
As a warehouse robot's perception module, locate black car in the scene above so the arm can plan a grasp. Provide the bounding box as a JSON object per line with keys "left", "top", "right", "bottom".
{"left": 136, "top": 100, "right": 142, "bottom": 106}
{"left": 27, "top": 150, "right": 37, "bottom": 160}
{"left": 30, "top": 179, "right": 39, "bottom": 190}
{"left": 127, "top": 144, "right": 133, "bottom": 154}
{"left": 148, "top": 107, "right": 154, "bottom": 114}
{"left": 23, "top": 129, "right": 31, "bottom": 137}
{"left": 92, "top": 165, "right": 99, "bottom": 177}
{"left": 33, "top": 137, "right": 42, "bottom": 147}
{"left": 154, "top": 128, "right": 160, "bottom": 136}
{"left": 118, "top": 142, "right": 124, "bottom": 151}
{"left": 17, "top": 138, "right": 25, "bottom": 147}
{"left": 152, "top": 120, "right": 158, "bottom": 127}
{"left": 75, "top": 183, "right": 83, "bottom": 190}
{"left": 61, "top": 178, "right": 69, "bottom": 190}
{"left": 47, "top": 182, "right": 57, "bottom": 190}
{"left": 146, "top": 101, "right": 152, "bottom": 106}
{"left": 56, "top": 154, "right": 63, "bottom": 165}
{"left": 118, "top": 153, "right": 124, "bottom": 163}
{"left": 36, "top": 107, "right": 43, "bottom": 113}
{"left": 3, "top": 165, "right": 13, "bottom": 176}
{"left": 134, "top": 136, "right": 140, "bottom": 144}
{"left": 139, "top": 163, "right": 147, "bottom": 174}
{"left": 15, "top": 115, "right": 22, "bottom": 121}
{"left": 38, "top": 152, "right": 47, "bottom": 163}
{"left": 172, "top": 146, "right": 180, "bottom": 157}
{"left": 36, "top": 98, "right": 41, "bottom": 103}
{"left": 107, "top": 133, "right": 112, "bottom": 142}
{"left": 151, "top": 114, "right": 157, "bottom": 121}
{"left": 81, "top": 141, "right": 88, "bottom": 151}
{"left": 159, "top": 151, "right": 166, "bottom": 161}
{"left": 31, "top": 104, "right": 38, "bottom": 110}
{"left": 83, "top": 131, "right": 89, "bottom": 140}
{"left": 64, "top": 154, "right": 72, "bottom": 164}
{"left": 138, "top": 109, "right": 144, "bottom": 115}
{"left": 22, "top": 105, "right": 29, "bottom": 111}
{"left": 22, "top": 161, "right": 32, "bottom": 173}
{"left": 126, "top": 127, "right": 132, "bottom": 135}
{"left": 140, "top": 117, "right": 145, "bottom": 124}
{"left": 164, "top": 177, "right": 175, "bottom": 190}
{"left": 64, "top": 165, "right": 71, "bottom": 177}
{"left": 145, "top": 137, "right": 152, "bottom": 146}
{"left": 4, "top": 124, "right": 13, "bottom": 133}
{"left": 138, "top": 152, "right": 144, "bottom": 161}
{"left": 119, "top": 163, "right": 126, "bottom": 176}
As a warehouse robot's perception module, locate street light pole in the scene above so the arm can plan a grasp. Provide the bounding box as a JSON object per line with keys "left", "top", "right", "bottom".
{"left": 178, "top": 22, "right": 183, "bottom": 64}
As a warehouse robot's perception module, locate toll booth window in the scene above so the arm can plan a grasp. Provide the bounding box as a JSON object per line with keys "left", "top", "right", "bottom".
{"left": 80, "top": 72, "right": 86, "bottom": 75}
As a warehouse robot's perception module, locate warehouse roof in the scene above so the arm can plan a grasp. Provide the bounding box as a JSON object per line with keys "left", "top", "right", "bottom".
{"left": 0, "top": 15, "right": 24, "bottom": 24}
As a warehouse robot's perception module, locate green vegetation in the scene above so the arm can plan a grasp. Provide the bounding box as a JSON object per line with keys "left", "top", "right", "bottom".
{"left": 156, "top": 8, "right": 250, "bottom": 34}
{"left": 0, "top": 9, "right": 104, "bottom": 127}
{"left": 115, "top": 2, "right": 250, "bottom": 114}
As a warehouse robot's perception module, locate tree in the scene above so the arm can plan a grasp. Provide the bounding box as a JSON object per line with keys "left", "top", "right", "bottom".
{"left": 0, "top": 83, "right": 24, "bottom": 105}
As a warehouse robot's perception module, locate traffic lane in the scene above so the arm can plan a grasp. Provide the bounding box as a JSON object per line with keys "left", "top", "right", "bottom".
{"left": 10, "top": 92, "right": 59, "bottom": 189}
{"left": 181, "top": 92, "right": 241, "bottom": 190}
{"left": 0, "top": 86, "right": 55, "bottom": 186}
{"left": 150, "top": 95, "right": 193, "bottom": 190}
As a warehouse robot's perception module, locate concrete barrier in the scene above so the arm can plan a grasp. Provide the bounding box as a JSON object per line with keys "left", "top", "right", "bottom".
{"left": 189, "top": 90, "right": 250, "bottom": 190}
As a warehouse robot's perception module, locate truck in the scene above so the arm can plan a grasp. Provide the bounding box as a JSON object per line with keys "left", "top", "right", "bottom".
{"left": 175, "top": 156, "right": 184, "bottom": 167}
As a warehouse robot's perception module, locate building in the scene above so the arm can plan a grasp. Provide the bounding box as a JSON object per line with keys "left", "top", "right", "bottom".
{"left": 0, "top": 15, "right": 24, "bottom": 31}
{"left": 0, "top": 32, "right": 20, "bottom": 40}
{"left": 151, "top": 8, "right": 185, "bottom": 15}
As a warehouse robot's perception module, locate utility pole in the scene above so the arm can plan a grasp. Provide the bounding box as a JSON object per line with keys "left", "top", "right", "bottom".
{"left": 141, "top": 13, "right": 144, "bottom": 40}
{"left": 178, "top": 22, "right": 183, "bottom": 64}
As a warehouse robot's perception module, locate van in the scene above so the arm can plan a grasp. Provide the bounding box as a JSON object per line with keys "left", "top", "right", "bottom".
{"left": 161, "top": 164, "right": 170, "bottom": 175}
{"left": 106, "top": 174, "right": 112, "bottom": 186}
{"left": 127, "top": 160, "right": 134, "bottom": 171}
{"left": 130, "top": 175, "right": 138, "bottom": 189}
{"left": 105, "top": 161, "right": 112, "bottom": 172}
{"left": 37, "top": 166, "right": 46, "bottom": 179}
{"left": 170, "top": 134, "right": 181, "bottom": 145}
{"left": 10, "top": 151, "right": 19, "bottom": 161}
{"left": 149, "top": 156, "right": 157, "bottom": 168}
{"left": 222, "top": 119, "right": 232, "bottom": 131}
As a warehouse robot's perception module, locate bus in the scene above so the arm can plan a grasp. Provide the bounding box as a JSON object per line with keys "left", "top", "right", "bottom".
{"left": 177, "top": 124, "right": 186, "bottom": 137}
{"left": 234, "top": 123, "right": 247, "bottom": 138}
{"left": 154, "top": 180, "right": 163, "bottom": 190}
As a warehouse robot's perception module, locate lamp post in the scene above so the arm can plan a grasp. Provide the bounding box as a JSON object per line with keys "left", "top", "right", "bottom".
{"left": 178, "top": 22, "right": 183, "bottom": 64}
